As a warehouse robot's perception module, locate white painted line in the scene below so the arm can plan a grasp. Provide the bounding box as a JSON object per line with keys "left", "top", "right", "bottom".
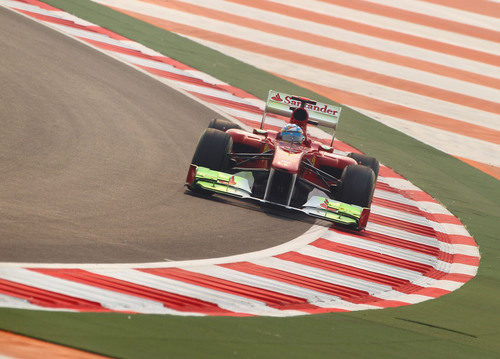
{"left": 435, "top": 222, "right": 475, "bottom": 237}
{"left": 183, "top": 69, "right": 229, "bottom": 86}
{"left": 1, "top": 0, "right": 55, "bottom": 16}
{"left": 377, "top": 177, "right": 422, "bottom": 192}
{"left": 362, "top": 0, "right": 500, "bottom": 30}
{"left": 91, "top": 268, "right": 305, "bottom": 316}
{"left": 449, "top": 263, "right": 479, "bottom": 276}
{"left": 46, "top": 23, "right": 139, "bottom": 49}
{"left": 0, "top": 268, "right": 195, "bottom": 315}
{"left": 99, "top": 0, "right": 500, "bottom": 100}
{"left": 365, "top": 222, "right": 440, "bottom": 248}
{"left": 374, "top": 291, "right": 433, "bottom": 304}
{"left": 371, "top": 205, "right": 431, "bottom": 227}
{"left": 449, "top": 244, "right": 481, "bottom": 257}
{"left": 101, "top": 0, "right": 500, "bottom": 76}
{"left": 163, "top": 81, "right": 257, "bottom": 104}
{"left": 321, "top": 231, "right": 439, "bottom": 266}
{"left": 110, "top": 52, "right": 199, "bottom": 77}
{"left": 184, "top": 265, "right": 380, "bottom": 311}
{"left": 180, "top": 38, "right": 500, "bottom": 130}
{"left": 251, "top": 256, "right": 392, "bottom": 293}
{"left": 0, "top": 293, "right": 71, "bottom": 311}
{"left": 297, "top": 245, "right": 423, "bottom": 281}
{"left": 270, "top": 0, "right": 500, "bottom": 52}
{"left": 357, "top": 108, "right": 500, "bottom": 168}
{"left": 374, "top": 189, "right": 418, "bottom": 207}
{"left": 417, "top": 201, "right": 454, "bottom": 215}
{"left": 430, "top": 280, "right": 465, "bottom": 291}
{"left": 0, "top": 225, "right": 329, "bottom": 268}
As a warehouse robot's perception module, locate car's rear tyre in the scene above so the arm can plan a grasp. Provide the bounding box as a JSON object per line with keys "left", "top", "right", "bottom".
{"left": 336, "top": 164, "right": 376, "bottom": 208}
{"left": 347, "top": 152, "right": 380, "bottom": 178}
{"left": 208, "top": 118, "right": 241, "bottom": 132}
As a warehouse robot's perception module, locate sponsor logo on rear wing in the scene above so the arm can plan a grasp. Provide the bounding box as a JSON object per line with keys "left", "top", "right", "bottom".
{"left": 265, "top": 90, "right": 341, "bottom": 129}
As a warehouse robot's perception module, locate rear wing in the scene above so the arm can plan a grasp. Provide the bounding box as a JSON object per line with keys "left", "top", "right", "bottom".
{"left": 262, "top": 90, "right": 341, "bottom": 130}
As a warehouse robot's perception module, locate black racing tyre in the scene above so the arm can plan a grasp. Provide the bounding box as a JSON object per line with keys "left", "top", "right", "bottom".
{"left": 347, "top": 152, "right": 380, "bottom": 178}
{"left": 191, "top": 128, "right": 233, "bottom": 171}
{"left": 336, "top": 164, "right": 376, "bottom": 208}
{"left": 208, "top": 118, "right": 241, "bottom": 132}
{"left": 290, "top": 182, "right": 311, "bottom": 207}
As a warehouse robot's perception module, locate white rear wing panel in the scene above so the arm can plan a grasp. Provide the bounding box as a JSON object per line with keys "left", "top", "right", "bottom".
{"left": 265, "top": 90, "right": 341, "bottom": 129}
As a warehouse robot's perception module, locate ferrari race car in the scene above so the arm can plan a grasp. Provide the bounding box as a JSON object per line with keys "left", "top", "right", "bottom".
{"left": 185, "top": 90, "right": 379, "bottom": 230}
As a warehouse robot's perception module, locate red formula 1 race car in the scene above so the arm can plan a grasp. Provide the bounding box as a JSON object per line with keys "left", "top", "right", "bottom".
{"left": 185, "top": 90, "right": 379, "bottom": 230}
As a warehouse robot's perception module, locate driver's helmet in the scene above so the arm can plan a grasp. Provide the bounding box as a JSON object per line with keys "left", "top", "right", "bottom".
{"left": 280, "top": 124, "right": 305, "bottom": 143}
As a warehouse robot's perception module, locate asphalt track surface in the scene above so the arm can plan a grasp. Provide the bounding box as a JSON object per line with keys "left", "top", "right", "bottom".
{"left": 0, "top": 8, "right": 311, "bottom": 263}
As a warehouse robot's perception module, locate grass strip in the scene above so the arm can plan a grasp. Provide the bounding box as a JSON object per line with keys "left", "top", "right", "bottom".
{"left": 1, "top": 0, "right": 499, "bottom": 358}
{"left": 1, "top": 308, "right": 499, "bottom": 359}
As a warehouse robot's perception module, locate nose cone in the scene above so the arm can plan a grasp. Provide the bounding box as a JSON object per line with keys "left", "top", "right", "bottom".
{"left": 272, "top": 143, "right": 304, "bottom": 173}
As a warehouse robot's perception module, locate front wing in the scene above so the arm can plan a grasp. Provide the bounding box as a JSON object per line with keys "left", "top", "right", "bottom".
{"left": 186, "top": 165, "right": 370, "bottom": 230}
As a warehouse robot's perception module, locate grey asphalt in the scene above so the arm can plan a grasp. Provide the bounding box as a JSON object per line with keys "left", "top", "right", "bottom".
{"left": 0, "top": 8, "right": 312, "bottom": 263}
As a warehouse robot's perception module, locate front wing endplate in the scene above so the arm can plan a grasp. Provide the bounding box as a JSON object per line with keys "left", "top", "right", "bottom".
{"left": 302, "top": 196, "right": 370, "bottom": 230}
{"left": 186, "top": 165, "right": 253, "bottom": 197}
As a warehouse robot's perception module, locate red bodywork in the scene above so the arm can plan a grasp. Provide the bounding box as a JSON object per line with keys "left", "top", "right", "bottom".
{"left": 227, "top": 115, "right": 356, "bottom": 189}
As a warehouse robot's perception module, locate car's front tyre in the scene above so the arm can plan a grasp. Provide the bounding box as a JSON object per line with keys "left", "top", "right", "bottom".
{"left": 336, "top": 164, "right": 376, "bottom": 208}
{"left": 190, "top": 129, "right": 233, "bottom": 195}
